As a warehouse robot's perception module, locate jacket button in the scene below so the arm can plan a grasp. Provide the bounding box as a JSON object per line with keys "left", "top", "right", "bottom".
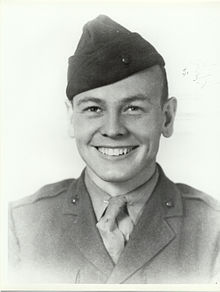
{"left": 121, "top": 56, "right": 130, "bottom": 64}
{"left": 165, "top": 200, "right": 174, "bottom": 208}
{"left": 72, "top": 198, "right": 77, "bottom": 204}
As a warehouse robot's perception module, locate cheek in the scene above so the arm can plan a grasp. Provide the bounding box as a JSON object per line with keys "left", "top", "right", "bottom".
{"left": 129, "top": 115, "right": 163, "bottom": 143}
{"left": 73, "top": 115, "right": 99, "bottom": 142}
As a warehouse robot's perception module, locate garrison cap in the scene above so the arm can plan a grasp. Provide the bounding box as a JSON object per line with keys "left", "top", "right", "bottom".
{"left": 66, "top": 15, "right": 165, "bottom": 100}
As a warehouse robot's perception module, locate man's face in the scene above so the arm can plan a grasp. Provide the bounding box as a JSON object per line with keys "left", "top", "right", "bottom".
{"left": 71, "top": 65, "right": 176, "bottom": 183}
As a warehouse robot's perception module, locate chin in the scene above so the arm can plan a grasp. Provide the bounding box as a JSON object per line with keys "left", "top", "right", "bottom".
{"left": 95, "top": 168, "right": 136, "bottom": 183}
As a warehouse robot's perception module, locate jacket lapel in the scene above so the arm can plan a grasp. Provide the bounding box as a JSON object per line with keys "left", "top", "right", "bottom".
{"left": 62, "top": 170, "right": 114, "bottom": 278}
{"left": 107, "top": 167, "right": 183, "bottom": 283}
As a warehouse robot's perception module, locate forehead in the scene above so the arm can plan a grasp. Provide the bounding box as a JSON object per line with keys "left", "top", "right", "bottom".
{"left": 73, "top": 65, "right": 164, "bottom": 105}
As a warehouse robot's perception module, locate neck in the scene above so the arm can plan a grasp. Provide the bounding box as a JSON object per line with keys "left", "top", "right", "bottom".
{"left": 86, "top": 164, "right": 157, "bottom": 196}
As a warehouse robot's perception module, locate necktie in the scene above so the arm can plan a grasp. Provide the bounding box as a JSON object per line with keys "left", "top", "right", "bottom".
{"left": 96, "top": 195, "right": 134, "bottom": 263}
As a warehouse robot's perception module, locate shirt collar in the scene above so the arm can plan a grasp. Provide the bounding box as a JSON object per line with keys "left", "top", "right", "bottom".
{"left": 84, "top": 167, "right": 159, "bottom": 224}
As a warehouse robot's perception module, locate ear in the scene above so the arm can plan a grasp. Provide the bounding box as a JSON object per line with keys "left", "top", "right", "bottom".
{"left": 162, "top": 97, "right": 177, "bottom": 138}
{"left": 65, "top": 99, "right": 75, "bottom": 138}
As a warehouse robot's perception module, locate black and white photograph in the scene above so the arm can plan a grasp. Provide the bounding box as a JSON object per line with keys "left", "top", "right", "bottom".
{"left": 1, "top": 0, "right": 220, "bottom": 289}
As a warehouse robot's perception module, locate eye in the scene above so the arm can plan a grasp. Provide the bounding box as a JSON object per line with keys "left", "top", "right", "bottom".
{"left": 127, "top": 106, "right": 139, "bottom": 111}
{"left": 124, "top": 105, "right": 142, "bottom": 113}
{"left": 84, "top": 106, "right": 102, "bottom": 113}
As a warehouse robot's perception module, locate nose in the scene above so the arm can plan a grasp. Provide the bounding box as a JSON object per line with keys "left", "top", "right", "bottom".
{"left": 100, "top": 111, "right": 128, "bottom": 138}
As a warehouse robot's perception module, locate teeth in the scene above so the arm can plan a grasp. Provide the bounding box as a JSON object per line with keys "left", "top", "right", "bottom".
{"left": 97, "top": 147, "right": 135, "bottom": 156}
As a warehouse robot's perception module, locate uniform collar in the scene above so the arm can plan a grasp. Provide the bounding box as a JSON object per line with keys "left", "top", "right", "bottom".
{"left": 84, "top": 166, "right": 159, "bottom": 224}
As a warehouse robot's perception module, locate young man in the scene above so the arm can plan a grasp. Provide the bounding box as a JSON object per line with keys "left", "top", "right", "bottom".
{"left": 9, "top": 15, "right": 220, "bottom": 284}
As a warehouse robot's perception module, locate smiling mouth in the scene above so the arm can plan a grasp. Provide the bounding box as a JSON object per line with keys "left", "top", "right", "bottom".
{"left": 95, "top": 146, "right": 138, "bottom": 157}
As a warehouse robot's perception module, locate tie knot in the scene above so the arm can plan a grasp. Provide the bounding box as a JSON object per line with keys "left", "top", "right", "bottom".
{"left": 107, "top": 195, "right": 127, "bottom": 217}
{"left": 108, "top": 194, "right": 127, "bottom": 208}
{"left": 98, "top": 195, "right": 127, "bottom": 232}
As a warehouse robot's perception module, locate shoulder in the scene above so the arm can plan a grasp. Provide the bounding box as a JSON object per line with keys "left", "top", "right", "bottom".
{"left": 158, "top": 165, "right": 220, "bottom": 214}
{"left": 176, "top": 183, "right": 220, "bottom": 212}
{"left": 9, "top": 178, "right": 81, "bottom": 232}
{"left": 10, "top": 178, "right": 76, "bottom": 211}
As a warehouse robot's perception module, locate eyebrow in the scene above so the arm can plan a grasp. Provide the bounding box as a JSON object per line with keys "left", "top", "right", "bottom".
{"left": 75, "top": 97, "right": 105, "bottom": 107}
{"left": 121, "top": 94, "right": 150, "bottom": 103}
{"left": 75, "top": 94, "right": 150, "bottom": 106}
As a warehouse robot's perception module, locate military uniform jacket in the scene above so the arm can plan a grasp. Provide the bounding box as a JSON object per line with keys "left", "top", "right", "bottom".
{"left": 9, "top": 167, "right": 220, "bottom": 284}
